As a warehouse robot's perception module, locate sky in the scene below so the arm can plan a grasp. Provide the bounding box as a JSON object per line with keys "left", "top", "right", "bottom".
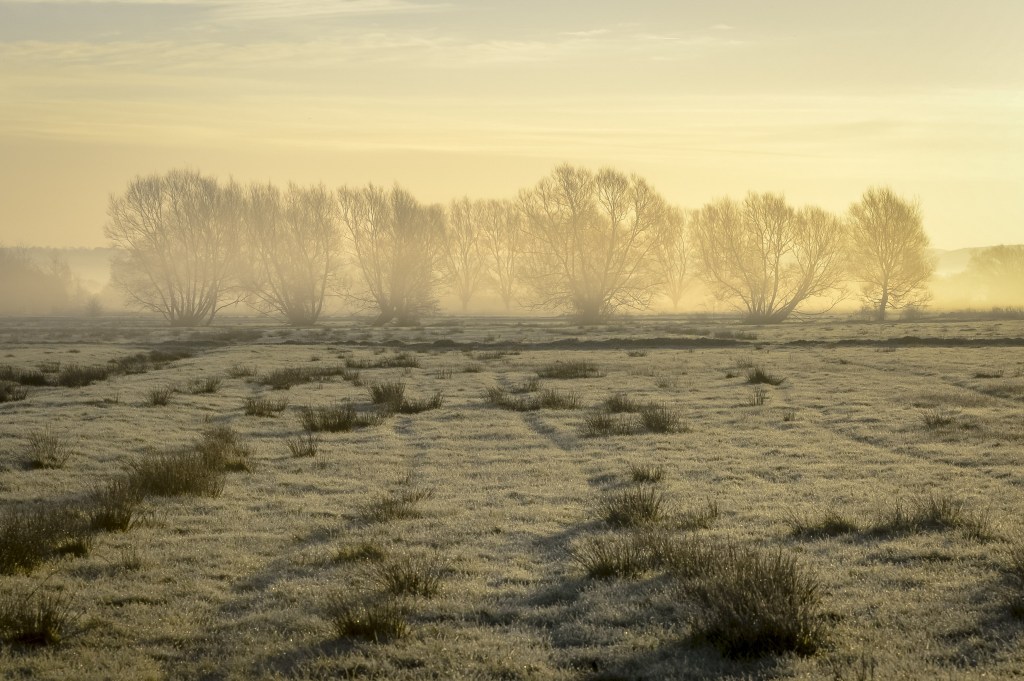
{"left": 0, "top": 0, "right": 1022, "bottom": 249}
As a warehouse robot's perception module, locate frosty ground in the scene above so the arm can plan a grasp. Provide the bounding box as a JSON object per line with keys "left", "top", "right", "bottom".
{"left": 1, "top": 315, "right": 1023, "bottom": 680}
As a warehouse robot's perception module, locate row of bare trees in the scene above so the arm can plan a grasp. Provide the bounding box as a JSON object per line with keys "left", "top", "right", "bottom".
{"left": 105, "top": 166, "right": 936, "bottom": 326}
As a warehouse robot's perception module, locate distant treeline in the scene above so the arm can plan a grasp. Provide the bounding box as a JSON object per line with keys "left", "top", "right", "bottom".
{"left": 5, "top": 166, "right": 1022, "bottom": 323}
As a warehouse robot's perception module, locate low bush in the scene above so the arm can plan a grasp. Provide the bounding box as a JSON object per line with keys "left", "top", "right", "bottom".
{"left": 600, "top": 486, "right": 667, "bottom": 527}
{"left": 326, "top": 595, "right": 409, "bottom": 642}
{"left": 25, "top": 428, "right": 74, "bottom": 469}
{"left": 0, "top": 585, "right": 78, "bottom": 647}
{"left": 746, "top": 366, "right": 785, "bottom": 386}
{"left": 373, "top": 554, "right": 444, "bottom": 598}
{"left": 244, "top": 395, "right": 288, "bottom": 417}
{"left": 537, "top": 360, "right": 603, "bottom": 379}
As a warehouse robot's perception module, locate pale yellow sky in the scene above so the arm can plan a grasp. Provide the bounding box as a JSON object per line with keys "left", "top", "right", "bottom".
{"left": 1, "top": 0, "right": 1022, "bottom": 248}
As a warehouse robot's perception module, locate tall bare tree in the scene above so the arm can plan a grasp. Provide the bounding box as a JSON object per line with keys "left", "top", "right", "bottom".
{"left": 106, "top": 169, "right": 242, "bottom": 326}
{"left": 480, "top": 199, "right": 524, "bottom": 311}
{"left": 443, "top": 198, "right": 487, "bottom": 311}
{"left": 241, "top": 182, "right": 343, "bottom": 326}
{"left": 964, "top": 244, "right": 1024, "bottom": 303}
{"left": 691, "top": 193, "right": 846, "bottom": 323}
{"left": 518, "top": 165, "right": 670, "bottom": 324}
{"left": 848, "top": 187, "right": 934, "bottom": 321}
{"left": 653, "top": 206, "right": 690, "bottom": 310}
{"left": 338, "top": 184, "right": 445, "bottom": 325}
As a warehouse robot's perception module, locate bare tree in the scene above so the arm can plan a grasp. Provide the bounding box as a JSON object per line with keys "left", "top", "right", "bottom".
{"left": 480, "top": 199, "right": 524, "bottom": 311}
{"left": 105, "top": 169, "right": 242, "bottom": 326}
{"left": 691, "top": 193, "right": 846, "bottom": 323}
{"left": 241, "top": 182, "right": 343, "bottom": 326}
{"left": 653, "top": 206, "right": 690, "bottom": 310}
{"left": 443, "top": 198, "right": 487, "bottom": 311}
{"left": 518, "top": 165, "right": 670, "bottom": 324}
{"left": 338, "top": 184, "right": 445, "bottom": 325}
{"left": 848, "top": 187, "right": 934, "bottom": 321}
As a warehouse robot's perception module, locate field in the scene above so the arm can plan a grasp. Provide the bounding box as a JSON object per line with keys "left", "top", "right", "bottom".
{"left": 2, "top": 315, "right": 1024, "bottom": 680}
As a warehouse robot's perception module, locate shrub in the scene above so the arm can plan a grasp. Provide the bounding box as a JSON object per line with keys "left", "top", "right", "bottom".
{"left": 628, "top": 462, "right": 665, "bottom": 484}
{"left": 605, "top": 393, "right": 641, "bottom": 413}
{"left": 86, "top": 478, "right": 143, "bottom": 532}
{"left": 145, "top": 386, "right": 174, "bottom": 407}
{"left": 746, "top": 366, "right": 785, "bottom": 386}
{"left": 0, "top": 366, "right": 47, "bottom": 386}
{"left": 196, "top": 426, "right": 253, "bottom": 472}
{"left": 365, "top": 488, "right": 434, "bottom": 523}
{"left": 55, "top": 364, "right": 110, "bottom": 388}
{"left": 326, "top": 595, "right": 408, "bottom": 642}
{"left": 369, "top": 382, "right": 406, "bottom": 410}
{"left": 574, "top": 534, "right": 650, "bottom": 579}
{"left": 581, "top": 413, "right": 643, "bottom": 437}
{"left": 286, "top": 432, "right": 321, "bottom": 458}
{"left": 373, "top": 554, "right": 443, "bottom": 598}
{"left": 0, "top": 585, "right": 78, "bottom": 647}
{"left": 600, "top": 486, "right": 667, "bottom": 527}
{"left": 187, "top": 376, "right": 222, "bottom": 394}
{"left": 0, "top": 381, "right": 28, "bottom": 403}
{"left": 25, "top": 428, "right": 74, "bottom": 469}
{"left": 300, "top": 403, "right": 384, "bottom": 432}
{"left": 537, "top": 360, "right": 603, "bottom": 379}
{"left": 127, "top": 450, "right": 224, "bottom": 498}
{"left": 684, "top": 544, "right": 827, "bottom": 658}
{"left": 0, "top": 504, "right": 88, "bottom": 575}
{"left": 244, "top": 395, "right": 288, "bottom": 417}
{"left": 870, "top": 493, "right": 994, "bottom": 540}
{"left": 639, "top": 403, "right": 687, "bottom": 433}
{"left": 226, "top": 363, "right": 257, "bottom": 378}
{"left": 788, "top": 509, "right": 859, "bottom": 539}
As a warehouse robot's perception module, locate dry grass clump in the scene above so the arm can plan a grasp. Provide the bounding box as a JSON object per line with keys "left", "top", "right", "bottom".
{"left": 788, "top": 508, "right": 860, "bottom": 539}
{"left": 345, "top": 352, "right": 420, "bottom": 369}
{"left": 0, "top": 381, "right": 28, "bottom": 403}
{"left": 365, "top": 488, "right": 434, "bottom": 523}
{"left": 921, "top": 408, "right": 976, "bottom": 430}
{"left": 676, "top": 498, "right": 721, "bottom": 531}
{"left": 299, "top": 403, "right": 385, "bottom": 432}
{"left": 256, "top": 364, "right": 352, "bottom": 390}
{"left": 0, "top": 585, "right": 78, "bottom": 647}
{"left": 145, "top": 386, "right": 174, "bottom": 407}
{"left": 600, "top": 486, "right": 667, "bottom": 528}
{"left": 1008, "top": 541, "right": 1024, "bottom": 618}
{"left": 326, "top": 595, "right": 409, "bottom": 642}
{"left": 226, "top": 363, "right": 257, "bottom": 378}
{"left": 537, "top": 360, "right": 603, "bottom": 379}
{"left": 373, "top": 554, "right": 444, "bottom": 598}
{"left": 508, "top": 377, "right": 540, "bottom": 394}
{"left": 196, "top": 425, "right": 254, "bottom": 472}
{"left": 54, "top": 364, "right": 110, "bottom": 388}
{"left": 582, "top": 412, "right": 644, "bottom": 437}
{"left": 127, "top": 449, "right": 225, "bottom": 498}
{"left": 187, "top": 376, "right": 222, "bottom": 394}
{"left": 639, "top": 403, "right": 688, "bottom": 433}
{"left": 604, "top": 393, "right": 641, "bottom": 413}
{"left": 0, "top": 365, "right": 48, "bottom": 386}
{"left": 0, "top": 504, "right": 90, "bottom": 575}
{"left": 369, "top": 382, "right": 444, "bottom": 414}
{"left": 25, "top": 428, "right": 74, "bottom": 469}
{"left": 628, "top": 462, "right": 665, "bottom": 484}
{"left": 286, "top": 432, "right": 321, "bottom": 458}
{"left": 870, "top": 493, "right": 994, "bottom": 540}
{"left": 86, "top": 478, "right": 143, "bottom": 533}
{"left": 574, "top": 533, "right": 652, "bottom": 579}
{"left": 486, "top": 386, "right": 581, "bottom": 411}
{"left": 243, "top": 395, "right": 288, "bottom": 417}
{"left": 746, "top": 366, "right": 786, "bottom": 386}
{"left": 678, "top": 542, "right": 827, "bottom": 659}
{"left": 749, "top": 386, "right": 770, "bottom": 407}
{"left": 333, "top": 541, "right": 388, "bottom": 563}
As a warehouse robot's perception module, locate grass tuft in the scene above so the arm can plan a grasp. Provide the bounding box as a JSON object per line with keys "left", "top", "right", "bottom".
{"left": 196, "top": 425, "right": 254, "bottom": 472}
{"left": 0, "top": 504, "right": 89, "bottom": 575}
{"left": 0, "top": 586, "right": 78, "bottom": 647}
{"left": 628, "top": 462, "right": 665, "bottom": 484}
{"left": 300, "top": 403, "right": 384, "bottom": 432}
{"left": 286, "top": 432, "right": 321, "bottom": 458}
{"left": 326, "top": 595, "right": 409, "bottom": 642}
{"left": 600, "top": 486, "right": 667, "bottom": 527}
{"left": 55, "top": 364, "right": 110, "bottom": 388}
{"left": 127, "top": 450, "right": 225, "bottom": 498}
{"left": 373, "top": 554, "right": 444, "bottom": 598}
{"left": 25, "top": 428, "right": 74, "bottom": 469}
{"left": 187, "top": 376, "right": 222, "bottom": 394}
{"left": 365, "top": 488, "right": 434, "bottom": 523}
{"left": 870, "top": 493, "right": 995, "bottom": 540}
{"left": 244, "top": 395, "right": 288, "bottom": 417}
{"left": 537, "top": 360, "right": 603, "bottom": 379}
{"left": 486, "top": 386, "right": 580, "bottom": 411}
{"left": 574, "top": 534, "right": 651, "bottom": 579}
{"left": 86, "top": 478, "right": 143, "bottom": 532}
{"left": 746, "top": 366, "right": 785, "bottom": 386}
{"left": 788, "top": 508, "right": 859, "bottom": 539}
{"left": 145, "top": 386, "right": 174, "bottom": 407}
{"left": 0, "top": 381, "right": 28, "bottom": 403}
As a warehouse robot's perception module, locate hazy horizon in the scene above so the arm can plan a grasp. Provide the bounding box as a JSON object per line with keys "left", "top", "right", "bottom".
{"left": 2, "top": 0, "right": 1022, "bottom": 249}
